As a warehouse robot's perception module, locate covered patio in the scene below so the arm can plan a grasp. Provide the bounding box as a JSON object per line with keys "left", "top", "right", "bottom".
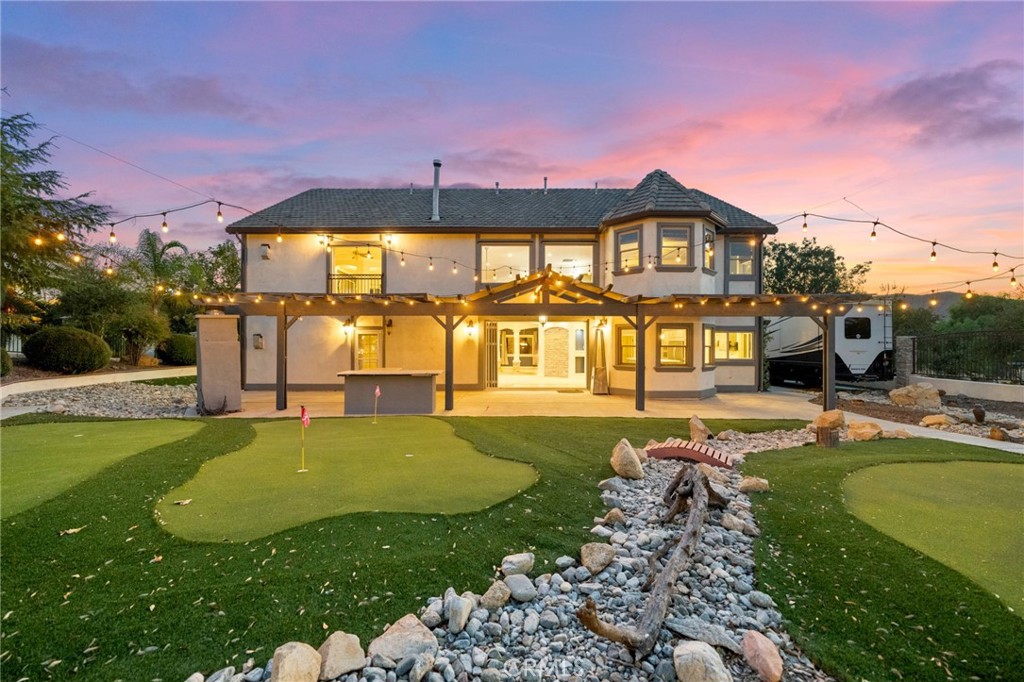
{"left": 197, "top": 269, "right": 869, "bottom": 414}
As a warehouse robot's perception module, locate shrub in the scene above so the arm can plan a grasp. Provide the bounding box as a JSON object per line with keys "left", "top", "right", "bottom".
{"left": 23, "top": 326, "right": 111, "bottom": 374}
{"left": 1, "top": 348, "right": 11, "bottom": 377}
{"left": 115, "top": 306, "right": 170, "bottom": 366}
{"left": 156, "top": 334, "right": 197, "bottom": 366}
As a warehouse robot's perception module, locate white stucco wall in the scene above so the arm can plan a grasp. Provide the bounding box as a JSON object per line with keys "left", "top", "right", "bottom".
{"left": 601, "top": 219, "right": 721, "bottom": 297}
{"left": 384, "top": 234, "right": 478, "bottom": 295}
{"left": 244, "top": 314, "right": 353, "bottom": 387}
{"left": 382, "top": 316, "right": 480, "bottom": 386}
{"left": 246, "top": 234, "right": 328, "bottom": 293}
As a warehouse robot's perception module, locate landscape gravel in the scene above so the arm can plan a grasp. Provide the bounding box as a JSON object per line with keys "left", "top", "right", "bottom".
{"left": 2, "top": 382, "right": 198, "bottom": 419}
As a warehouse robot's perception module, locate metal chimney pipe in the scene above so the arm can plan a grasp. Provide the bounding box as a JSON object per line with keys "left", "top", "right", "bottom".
{"left": 543, "top": 177, "right": 548, "bottom": 194}
{"left": 431, "top": 159, "right": 441, "bottom": 222}
{"left": 495, "top": 181, "right": 500, "bottom": 195}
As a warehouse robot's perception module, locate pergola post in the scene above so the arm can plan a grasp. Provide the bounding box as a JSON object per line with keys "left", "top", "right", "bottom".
{"left": 635, "top": 309, "right": 646, "bottom": 411}
{"left": 822, "top": 313, "right": 836, "bottom": 410}
{"left": 444, "top": 311, "right": 455, "bottom": 411}
{"left": 276, "top": 307, "right": 288, "bottom": 411}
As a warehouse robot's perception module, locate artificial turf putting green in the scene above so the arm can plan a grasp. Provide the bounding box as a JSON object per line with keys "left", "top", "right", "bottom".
{"left": 845, "top": 461, "right": 1024, "bottom": 615}
{"left": 0, "top": 420, "right": 202, "bottom": 518}
{"left": 156, "top": 416, "right": 538, "bottom": 542}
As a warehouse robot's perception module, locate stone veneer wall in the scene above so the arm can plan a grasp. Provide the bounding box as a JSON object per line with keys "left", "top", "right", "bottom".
{"left": 894, "top": 336, "right": 914, "bottom": 387}
{"left": 544, "top": 327, "right": 569, "bottom": 378}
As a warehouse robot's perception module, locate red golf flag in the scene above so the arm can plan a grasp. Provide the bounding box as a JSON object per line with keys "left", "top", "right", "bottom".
{"left": 300, "top": 405, "right": 310, "bottom": 428}
{"left": 374, "top": 384, "right": 381, "bottom": 399}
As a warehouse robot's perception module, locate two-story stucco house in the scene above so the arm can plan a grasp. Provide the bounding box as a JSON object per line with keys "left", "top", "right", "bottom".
{"left": 222, "top": 162, "right": 779, "bottom": 408}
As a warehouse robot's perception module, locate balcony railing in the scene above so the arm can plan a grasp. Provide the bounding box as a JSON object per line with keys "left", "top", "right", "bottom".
{"left": 329, "top": 274, "right": 383, "bottom": 295}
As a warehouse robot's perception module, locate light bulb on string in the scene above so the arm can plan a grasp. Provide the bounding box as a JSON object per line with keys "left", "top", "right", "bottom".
{"left": 675, "top": 249, "right": 681, "bottom": 263}
{"left": 1011, "top": 270, "right": 1019, "bottom": 288}
{"left": 109, "top": 224, "right": 117, "bottom": 244}
{"left": 801, "top": 213, "right": 808, "bottom": 232}
{"left": 400, "top": 252, "right": 406, "bottom": 266}
{"left": 647, "top": 256, "right": 653, "bottom": 269}
{"left": 965, "top": 282, "right": 974, "bottom": 299}
{"left": 33, "top": 236, "right": 43, "bottom": 246}
{"left": 452, "top": 262, "right": 458, "bottom": 275}
{"left": 161, "top": 213, "right": 168, "bottom": 233}
{"left": 929, "top": 242, "right": 936, "bottom": 262}
{"left": 71, "top": 254, "right": 82, "bottom": 264}
{"left": 216, "top": 203, "right": 224, "bottom": 223}
{"left": 428, "top": 258, "right": 434, "bottom": 271}
{"left": 55, "top": 232, "right": 66, "bottom": 242}
{"left": 991, "top": 252, "right": 999, "bottom": 272}
{"left": 869, "top": 221, "right": 877, "bottom": 242}
{"left": 929, "top": 291, "right": 938, "bottom": 307}
{"left": 276, "top": 229, "right": 283, "bottom": 243}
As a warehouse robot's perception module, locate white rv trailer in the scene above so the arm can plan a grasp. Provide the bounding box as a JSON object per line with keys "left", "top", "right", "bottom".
{"left": 766, "top": 300, "right": 893, "bottom": 386}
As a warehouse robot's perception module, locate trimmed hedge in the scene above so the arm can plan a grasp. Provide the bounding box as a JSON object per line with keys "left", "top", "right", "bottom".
{"left": 156, "top": 334, "right": 197, "bottom": 366}
{"left": 23, "top": 326, "right": 111, "bottom": 374}
{"left": 1, "top": 348, "right": 11, "bottom": 377}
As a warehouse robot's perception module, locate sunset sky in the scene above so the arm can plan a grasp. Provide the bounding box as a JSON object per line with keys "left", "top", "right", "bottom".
{"left": 2, "top": 1, "right": 1021, "bottom": 295}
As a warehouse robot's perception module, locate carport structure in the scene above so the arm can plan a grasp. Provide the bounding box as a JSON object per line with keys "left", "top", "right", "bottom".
{"left": 197, "top": 269, "right": 869, "bottom": 413}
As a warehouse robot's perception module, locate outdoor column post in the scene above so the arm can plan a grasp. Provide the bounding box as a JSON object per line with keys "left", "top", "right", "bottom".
{"left": 635, "top": 308, "right": 646, "bottom": 411}
{"left": 444, "top": 310, "right": 455, "bottom": 411}
{"left": 823, "top": 313, "right": 836, "bottom": 411}
{"left": 276, "top": 305, "right": 287, "bottom": 411}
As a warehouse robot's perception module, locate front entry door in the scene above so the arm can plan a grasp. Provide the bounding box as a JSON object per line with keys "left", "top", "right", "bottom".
{"left": 356, "top": 331, "right": 381, "bottom": 369}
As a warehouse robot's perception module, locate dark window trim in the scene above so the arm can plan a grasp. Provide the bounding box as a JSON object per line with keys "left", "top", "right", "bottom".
{"left": 713, "top": 326, "right": 756, "bottom": 365}
{"left": 725, "top": 237, "right": 756, "bottom": 280}
{"left": 541, "top": 240, "right": 598, "bottom": 282}
{"left": 615, "top": 324, "right": 637, "bottom": 369}
{"left": 656, "top": 222, "right": 694, "bottom": 268}
{"left": 655, "top": 322, "right": 694, "bottom": 370}
{"left": 702, "top": 324, "right": 716, "bottom": 371}
{"left": 477, "top": 239, "right": 534, "bottom": 288}
{"left": 702, "top": 227, "right": 717, "bottom": 272}
{"left": 613, "top": 225, "right": 643, "bottom": 273}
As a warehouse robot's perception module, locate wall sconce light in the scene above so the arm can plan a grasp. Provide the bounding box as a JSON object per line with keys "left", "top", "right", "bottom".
{"left": 259, "top": 243, "right": 271, "bottom": 260}
{"left": 252, "top": 333, "right": 264, "bottom": 350}
{"left": 538, "top": 314, "right": 548, "bottom": 326}
{"left": 597, "top": 317, "right": 609, "bottom": 332}
{"left": 386, "top": 319, "right": 393, "bottom": 336}
{"left": 465, "top": 320, "right": 476, "bottom": 336}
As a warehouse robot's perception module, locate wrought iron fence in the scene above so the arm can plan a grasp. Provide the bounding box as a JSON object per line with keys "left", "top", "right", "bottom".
{"left": 329, "top": 274, "right": 383, "bottom": 295}
{"left": 914, "top": 330, "right": 1024, "bottom": 384}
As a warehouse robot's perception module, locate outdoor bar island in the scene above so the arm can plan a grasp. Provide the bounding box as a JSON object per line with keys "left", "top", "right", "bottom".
{"left": 337, "top": 369, "right": 442, "bottom": 416}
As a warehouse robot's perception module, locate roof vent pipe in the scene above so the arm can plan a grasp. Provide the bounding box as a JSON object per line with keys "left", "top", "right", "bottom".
{"left": 431, "top": 160, "right": 441, "bottom": 221}
{"left": 495, "top": 181, "right": 500, "bottom": 195}
{"left": 544, "top": 177, "right": 548, "bottom": 194}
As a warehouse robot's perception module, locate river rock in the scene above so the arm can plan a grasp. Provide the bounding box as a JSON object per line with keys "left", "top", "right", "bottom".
{"left": 742, "top": 630, "right": 783, "bottom": 682}
{"left": 812, "top": 409, "right": 845, "bottom": 429}
{"left": 738, "top": 477, "right": 769, "bottom": 493}
{"left": 672, "top": 641, "right": 732, "bottom": 682}
{"left": 502, "top": 574, "right": 537, "bottom": 602}
{"left": 367, "top": 614, "right": 438, "bottom": 661}
{"left": 446, "top": 594, "right": 472, "bottom": 634}
{"left": 500, "top": 552, "right": 534, "bottom": 576}
{"left": 720, "top": 513, "right": 746, "bottom": 532}
{"left": 610, "top": 438, "right": 644, "bottom": 479}
{"left": 603, "top": 507, "right": 626, "bottom": 526}
{"left": 889, "top": 383, "right": 941, "bottom": 409}
{"left": 479, "top": 580, "right": 511, "bottom": 610}
{"left": 664, "top": 617, "right": 741, "bottom": 654}
{"left": 580, "top": 542, "right": 616, "bottom": 574}
{"left": 318, "top": 631, "right": 364, "bottom": 679}
{"left": 698, "top": 462, "right": 731, "bottom": 485}
{"left": 847, "top": 421, "right": 882, "bottom": 441}
{"left": 270, "top": 642, "right": 320, "bottom": 682}
{"left": 689, "top": 415, "right": 714, "bottom": 443}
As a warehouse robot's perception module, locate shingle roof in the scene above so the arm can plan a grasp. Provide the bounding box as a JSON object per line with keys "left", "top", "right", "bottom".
{"left": 226, "top": 169, "right": 777, "bottom": 235}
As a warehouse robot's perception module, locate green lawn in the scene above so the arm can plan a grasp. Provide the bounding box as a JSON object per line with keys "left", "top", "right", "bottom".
{"left": 0, "top": 415, "right": 798, "bottom": 682}
{"left": 0, "top": 420, "right": 202, "bottom": 518}
{"left": 845, "top": 461, "right": 1024, "bottom": 614}
{"left": 744, "top": 440, "right": 1024, "bottom": 682}
{"left": 157, "top": 417, "right": 538, "bottom": 542}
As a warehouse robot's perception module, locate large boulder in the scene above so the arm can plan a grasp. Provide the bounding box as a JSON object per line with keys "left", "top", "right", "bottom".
{"left": 672, "top": 641, "right": 733, "bottom": 682}
{"left": 317, "top": 631, "right": 365, "bottom": 680}
{"left": 367, "top": 614, "right": 438, "bottom": 661}
{"left": 920, "top": 414, "right": 957, "bottom": 428}
{"left": 610, "top": 438, "right": 644, "bottom": 479}
{"left": 889, "top": 383, "right": 941, "bottom": 409}
{"left": 580, "top": 542, "right": 616, "bottom": 574}
{"left": 270, "top": 642, "right": 321, "bottom": 682}
{"left": 741, "top": 630, "right": 783, "bottom": 682}
{"left": 445, "top": 593, "right": 473, "bottom": 634}
{"left": 503, "top": 574, "right": 538, "bottom": 602}
{"left": 847, "top": 421, "right": 882, "bottom": 441}
{"left": 812, "top": 409, "right": 845, "bottom": 429}
{"left": 738, "top": 477, "right": 770, "bottom": 493}
{"left": 689, "top": 415, "right": 714, "bottom": 443}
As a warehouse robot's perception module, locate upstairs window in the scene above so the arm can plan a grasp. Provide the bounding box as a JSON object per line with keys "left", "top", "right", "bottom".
{"left": 658, "top": 224, "right": 691, "bottom": 267}
{"left": 615, "top": 228, "right": 641, "bottom": 273}
{"left": 544, "top": 243, "right": 594, "bottom": 282}
{"left": 728, "top": 240, "right": 754, "bottom": 276}
{"left": 481, "top": 243, "right": 531, "bottom": 283}
{"left": 703, "top": 228, "right": 716, "bottom": 271}
{"left": 331, "top": 244, "right": 382, "bottom": 294}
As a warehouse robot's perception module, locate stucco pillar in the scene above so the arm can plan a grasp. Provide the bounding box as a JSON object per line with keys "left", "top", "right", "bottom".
{"left": 196, "top": 314, "right": 241, "bottom": 413}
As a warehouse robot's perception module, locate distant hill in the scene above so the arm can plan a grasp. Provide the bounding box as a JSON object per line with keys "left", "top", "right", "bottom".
{"left": 899, "top": 291, "right": 963, "bottom": 318}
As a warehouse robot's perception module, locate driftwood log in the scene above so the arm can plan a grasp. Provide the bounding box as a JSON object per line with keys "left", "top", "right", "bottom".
{"left": 577, "top": 464, "right": 710, "bottom": 657}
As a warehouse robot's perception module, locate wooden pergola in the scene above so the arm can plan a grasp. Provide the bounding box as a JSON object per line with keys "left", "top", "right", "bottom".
{"left": 198, "top": 269, "right": 869, "bottom": 413}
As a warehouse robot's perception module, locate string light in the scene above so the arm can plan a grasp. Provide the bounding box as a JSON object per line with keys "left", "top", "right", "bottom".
{"left": 161, "top": 213, "right": 168, "bottom": 233}
{"left": 276, "top": 229, "right": 283, "bottom": 243}
{"left": 929, "top": 291, "right": 938, "bottom": 307}
{"left": 108, "top": 224, "right": 117, "bottom": 244}
{"left": 56, "top": 233, "right": 65, "bottom": 242}
{"left": 428, "top": 258, "right": 434, "bottom": 271}
{"left": 452, "top": 263, "right": 458, "bottom": 275}
{"left": 647, "top": 256, "right": 654, "bottom": 269}
{"left": 929, "top": 242, "right": 936, "bottom": 262}
{"left": 400, "top": 251, "right": 406, "bottom": 266}
{"left": 71, "top": 254, "right": 82, "bottom": 264}
{"left": 32, "top": 236, "right": 43, "bottom": 246}
{"left": 1010, "top": 270, "right": 1018, "bottom": 288}
{"left": 801, "top": 213, "right": 808, "bottom": 232}
{"left": 216, "top": 203, "right": 224, "bottom": 223}
{"left": 965, "top": 282, "right": 973, "bottom": 299}
{"left": 992, "top": 252, "right": 999, "bottom": 272}
{"left": 869, "top": 221, "right": 877, "bottom": 242}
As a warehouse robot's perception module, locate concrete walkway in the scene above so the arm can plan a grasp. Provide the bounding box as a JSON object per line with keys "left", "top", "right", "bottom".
{"left": 2, "top": 370, "right": 1019, "bottom": 454}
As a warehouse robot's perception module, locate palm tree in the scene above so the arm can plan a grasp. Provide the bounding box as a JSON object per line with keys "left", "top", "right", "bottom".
{"left": 118, "top": 229, "right": 189, "bottom": 311}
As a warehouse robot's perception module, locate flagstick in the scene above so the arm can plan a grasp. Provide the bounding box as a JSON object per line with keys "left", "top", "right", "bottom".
{"left": 372, "top": 395, "right": 379, "bottom": 425}
{"left": 298, "top": 417, "right": 308, "bottom": 473}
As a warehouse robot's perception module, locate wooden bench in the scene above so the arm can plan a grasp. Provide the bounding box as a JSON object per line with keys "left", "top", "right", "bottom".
{"left": 643, "top": 438, "right": 739, "bottom": 469}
